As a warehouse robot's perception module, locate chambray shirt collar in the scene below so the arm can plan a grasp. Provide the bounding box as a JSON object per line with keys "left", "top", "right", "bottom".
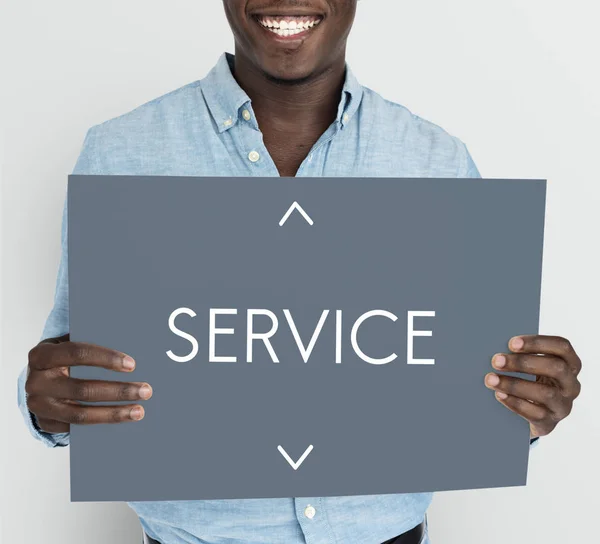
{"left": 336, "top": 62, "right": 363, "bottom": 129}
{"left": 202, "top": 52, "right": 364, "bottom": 133}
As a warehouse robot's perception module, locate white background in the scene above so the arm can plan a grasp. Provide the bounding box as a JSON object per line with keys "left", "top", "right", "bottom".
{"left": 1, "top": 0, "right": 599, "bottom": 543}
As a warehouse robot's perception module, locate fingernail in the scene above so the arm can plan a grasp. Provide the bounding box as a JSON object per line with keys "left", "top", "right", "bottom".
{"left": 510, "top": 337, "right": 524, "bottom": 351}
{"left": 496, "top": 391, "right": 508, "bottom": 400}
{"left": 486, "top": 373, "right": 500, "bottom": 387}
{"left": 139, "top": 385, "right": 153, "bottom": 399}
{"left": 493, "top": 355, "right": 506, "bottom": 368}
{"left": 130, "top": 406, "right": 144, "bottom": 420}
{"left": 123, "top": 356, "right": 136, "bottom": 370}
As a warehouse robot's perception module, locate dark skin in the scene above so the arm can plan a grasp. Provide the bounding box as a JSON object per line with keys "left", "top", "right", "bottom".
{"left": 231, "top": 59, "right": 344, "bottom": 177}
{"left": 26, "top": 0, "right": 581, "bottom": 440}
{"left": 223, "top": 0, "right": 356, "bottom": 176}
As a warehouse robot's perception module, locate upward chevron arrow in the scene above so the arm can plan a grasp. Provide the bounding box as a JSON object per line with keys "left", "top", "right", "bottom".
{"left": 278, "top": 201, "right": 314, "bottom": 226}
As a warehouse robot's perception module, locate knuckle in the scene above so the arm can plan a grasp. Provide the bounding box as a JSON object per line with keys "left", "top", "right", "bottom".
{"left": 506, "top": 395, "right": 521, "bottom": 408}
{"left": 36, "top": 418, "right": 53, "bottom": 433}
{"left": 65, "top": 343, "right": 84, "bottom": 364}
{"left": 28, "top": 344, "right": 42, "bottom": 366}
{"left": 117, "top": 384, "right": 137, "bottom": 401}
{"left": 64, "top": 343, "right": 78, "bottom": 362}
{"left": 73, "top": 382, "right": 93, "bottom": 401}
{"left": 537, "top": 425, "right": 552, "bottom": 437}
{"left": 515, "top": 354, "right": 530, "bottom": 371}
{"left": 560, "top": 403, "right": 573, "bottom": 419}
{"left": 73, "top": 345, "right": 92, "bottom": 364}
{"left": 111, "top": 408, "right": 126, "bottom": 423}
{"left": 525, "top": 335, "right": 541, "bottom": 351}
{"left": 39, "top": 420, "right": 65, "bottom": 434}
{"left": 543, "top": 386, "right": 558, "bottom": 403}
{"left": 26, "top": 394, "right": 42, "bottom": 414}
{"left": 556, "top": 336, "right": 572, "bottom": 354}
{"left": 69, "top": 409, "right": 88, "bottom": 425}
{"left": 24, "top": 373, "right": 38, "bottom": 396}
{"left": 550, "top": 407, "right": 567, "bottom": 423}
{"left": 504, "top": 379, "right": 517, "bottom": 395}
{"left": 552, "top": 359, "right": 569, "bottom": 379}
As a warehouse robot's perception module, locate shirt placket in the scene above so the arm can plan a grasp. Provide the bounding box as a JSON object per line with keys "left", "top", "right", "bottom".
{"left": 294, "top": 497, "right": 337, "bottom": 544}
{"left": 227, "top": 107, "right": 343, "bottom": 544}
{"left": 230, "top": 103, "right": 281, "bottom": 177}
{"left": 227, "top": 100, "right": 345, "bottom": 178}
{"left": 296, "top": 122, "right": 342, "bottom": 177}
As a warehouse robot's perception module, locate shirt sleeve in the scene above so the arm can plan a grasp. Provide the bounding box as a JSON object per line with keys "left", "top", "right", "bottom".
{"left": 461, "top": 143, "right": 482, "bottom": 179}
{"left": 17, "top": 128, "right": 99, "bottom": 448}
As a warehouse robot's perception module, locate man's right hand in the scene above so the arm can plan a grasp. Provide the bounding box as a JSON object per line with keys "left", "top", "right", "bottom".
{"left": 25, "top": 334, "right": 152, "bottom": 434}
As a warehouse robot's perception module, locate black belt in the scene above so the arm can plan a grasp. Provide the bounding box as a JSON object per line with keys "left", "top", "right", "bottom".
{"left": 382, "top": 520, "right": 426, "bottom": 544}
{"left": 145, "top": 519, "right": 425, "bottom": 544}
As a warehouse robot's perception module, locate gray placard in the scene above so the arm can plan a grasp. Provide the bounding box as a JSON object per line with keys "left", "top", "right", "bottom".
{"left": 68, "top": 176, "right": 546, "bottom": 502}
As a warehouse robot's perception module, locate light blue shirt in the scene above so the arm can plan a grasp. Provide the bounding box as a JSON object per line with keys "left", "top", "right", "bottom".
{"left": 18, "top": 52, "right": 487, "bottom": 544}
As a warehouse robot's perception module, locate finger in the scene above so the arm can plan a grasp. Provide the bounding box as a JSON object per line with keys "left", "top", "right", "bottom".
{"left": 27, "top": 396, "right": 145, "bottom": 425}
{"left": 29, "top": 341, "right": 136, "bottom": 372}
{"left": 36, "top": 417, "right": 69, "bottom": 434}
{"left": 493, "top": 392, "right": 555, "bottom": 436}
{"left": 508, "top": 335, "right": 581, "bottom": 374}
{"left": 491, "top": 353, "right": 581, "bottom": 397}
{"left": 28, "top": 376, "right": 153, "bottom": 403}
{"left": 485, "top": 373, "right": 571, "bottom": 418}
{"left": 41, "top": 333, "right": 70, "bottom": 345}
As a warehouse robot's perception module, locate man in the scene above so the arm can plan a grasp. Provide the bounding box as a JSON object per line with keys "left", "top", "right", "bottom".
{"left": 19, "top": 1, "right": 582, "bottom": 543}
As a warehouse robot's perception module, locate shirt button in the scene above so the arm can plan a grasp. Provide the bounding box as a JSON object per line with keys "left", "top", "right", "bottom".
{"left": 304, "top": 505, "right": 316, "bottom": 519}
{"left": 242, "top": 109, "right": 251, "bottom": 121}
{"left": 248, "top": 150, "right": 260, "bottom": 163}
{"left": 223, "top": 118, "right": 233, "bottom": 127}
{"left": 343, "top": 113, "right": 349, "bottom": 123}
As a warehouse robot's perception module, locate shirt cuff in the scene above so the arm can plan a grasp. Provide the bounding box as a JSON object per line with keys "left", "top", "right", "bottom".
{"left": 17, "top": 366, "right": 70, "bottom": 448}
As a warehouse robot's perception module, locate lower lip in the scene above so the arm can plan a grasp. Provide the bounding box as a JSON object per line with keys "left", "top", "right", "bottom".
{"left": 254, "top": 19, "right": 321, "bottom": 41}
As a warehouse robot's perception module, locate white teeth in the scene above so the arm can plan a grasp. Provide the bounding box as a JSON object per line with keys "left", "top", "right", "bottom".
{"left": 267, "top": 27, "right": 305, "bottom": 37}
{"left": 258, "top": 16, "right": 322, "bottom": 35}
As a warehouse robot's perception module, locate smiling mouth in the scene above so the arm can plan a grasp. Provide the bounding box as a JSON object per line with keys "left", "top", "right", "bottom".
{"left": 253, "top": 15, "right": 324, "bottom": 38}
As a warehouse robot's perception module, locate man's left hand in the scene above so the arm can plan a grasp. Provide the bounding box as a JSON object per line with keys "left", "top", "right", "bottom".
{"left": 484, "top": 335, "right": 582, "bottom": 438}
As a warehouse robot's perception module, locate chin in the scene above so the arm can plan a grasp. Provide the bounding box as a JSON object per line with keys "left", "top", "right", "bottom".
{"left": 267, "top": 69, "right": 313, "bottom": 83}
{"left": 259, "top": 57, "right": 321, "bottom": 84}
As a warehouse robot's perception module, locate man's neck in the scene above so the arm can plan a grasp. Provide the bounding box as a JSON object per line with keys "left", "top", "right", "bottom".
{"left": 230, "top": 51, "right": 346, "bottom": 129}
{"left": 228, "top": 50, "right": 347, "bottom": 176}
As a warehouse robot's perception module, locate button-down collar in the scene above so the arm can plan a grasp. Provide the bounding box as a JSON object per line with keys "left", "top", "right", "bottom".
{"left": 201, "top": 53, "right": 251, "bottom": 133}
{"left": 336, "top": 63, "right": 363, "bottom": 129}
{"left": 201, "top": 52, "right": 364, "bottom": 133}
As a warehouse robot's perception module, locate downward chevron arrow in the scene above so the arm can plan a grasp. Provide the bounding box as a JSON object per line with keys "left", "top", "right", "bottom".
{"left": 277, "top": 444, "right": 314, "bottom": 470}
